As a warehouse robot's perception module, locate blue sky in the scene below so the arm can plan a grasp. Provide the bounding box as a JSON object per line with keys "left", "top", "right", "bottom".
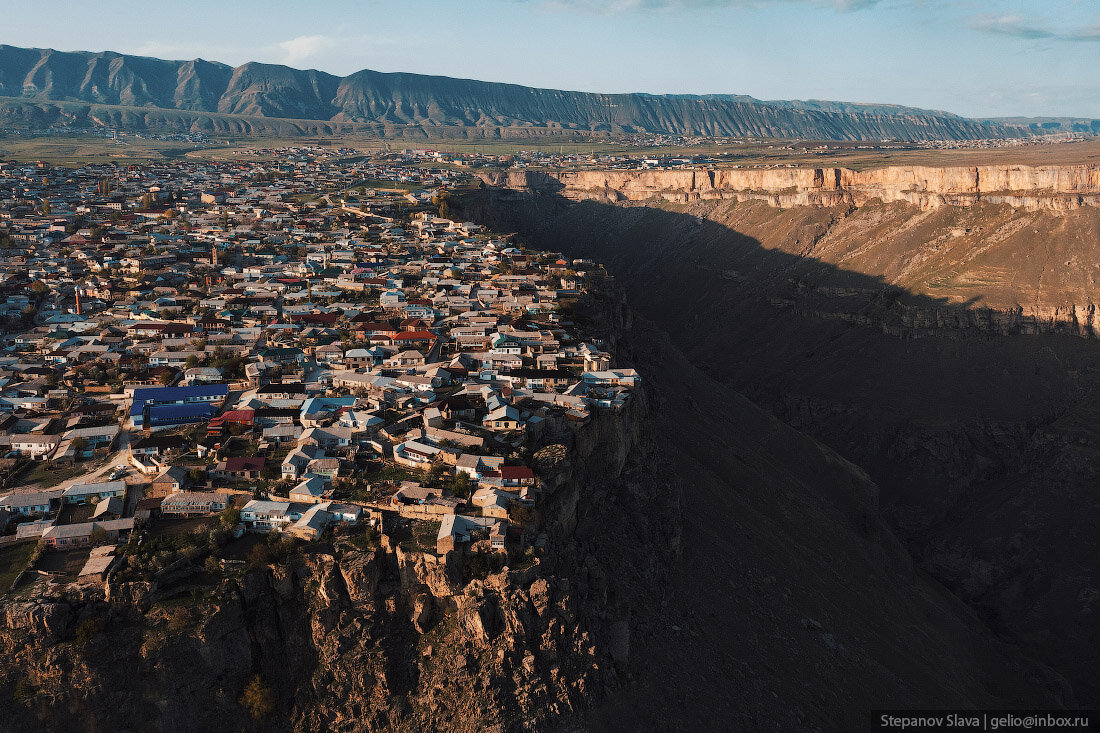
{"left": 2, "top": 0, "right": 1098, "bottom": 118}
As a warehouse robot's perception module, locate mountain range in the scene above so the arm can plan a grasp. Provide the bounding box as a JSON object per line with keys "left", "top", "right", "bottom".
{"left": 2, "top": 45, "right": 1096, "bottom": 141}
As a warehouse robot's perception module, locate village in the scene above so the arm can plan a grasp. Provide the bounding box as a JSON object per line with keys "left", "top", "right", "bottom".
{"left": 0, "top": 150, "right": 639, "bottom": 595}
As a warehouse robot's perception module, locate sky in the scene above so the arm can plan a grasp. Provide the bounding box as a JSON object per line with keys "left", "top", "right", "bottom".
{"left": 1, "top": 0, "right": 1098, "bottom": 118}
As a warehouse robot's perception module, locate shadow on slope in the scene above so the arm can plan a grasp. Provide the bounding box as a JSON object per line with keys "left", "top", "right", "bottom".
{"left": 460, "top": 185, "right": 1100, "bottom": 709}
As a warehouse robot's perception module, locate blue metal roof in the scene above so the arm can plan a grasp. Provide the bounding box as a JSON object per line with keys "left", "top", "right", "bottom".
{"left": 132, "top": 384, "right": 229, "bottom": 403}
{"left": 147, "top": 403, "right": 218, "bottom": 422}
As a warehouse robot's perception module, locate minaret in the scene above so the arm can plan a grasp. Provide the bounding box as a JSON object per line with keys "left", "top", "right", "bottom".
{"left": 75, "top": 287, "right": 82, "bottom": 316}
{"left": 212, "top": 244, "right": 218, "bottom": 267}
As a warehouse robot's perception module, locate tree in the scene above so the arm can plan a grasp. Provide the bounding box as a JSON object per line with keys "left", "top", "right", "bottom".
{"left": 239, "top": 675, "right": 275, "bottom": 721}
{"left": 29, "top": 280, "right": 49, "bottom": 297}
{"left": 71, "top": 437, "right": 89, "bottom": 458}
{"left": 247, "top": 542, "right": 272, "bottom": 567}
{"left": 450, "top": 471, "right": 472, "bottom": 499}
{"left": 40, "top": 199, "right": 51, "bottom": 216}
{"left": 185, "top": 355, "right": 200, "bottom": 369}
{"left": 217, "top": 506, "right": 241, "bottom": 528}
{"left": 89, "top": 525, "right": 109, "bottom": 546}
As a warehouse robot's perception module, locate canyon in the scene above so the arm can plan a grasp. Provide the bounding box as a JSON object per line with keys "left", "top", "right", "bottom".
{"left": 2, "top": 288, "right": 1064, "bottom": 732}
{"left": 464, "top": 165, "right": 1100, "bottom": 712}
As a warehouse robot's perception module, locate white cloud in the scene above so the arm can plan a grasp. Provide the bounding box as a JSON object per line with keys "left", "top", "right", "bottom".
{"left": 277, "top": 34, "right": 332, "bottom": 65}
{"left": 514, "top": 0, "right": 882, "bottom": 13}
{"left": 970, "top": 14, "right": 1100, "bottom": 42}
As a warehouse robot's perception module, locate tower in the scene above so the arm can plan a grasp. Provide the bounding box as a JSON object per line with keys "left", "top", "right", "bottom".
{"left": 75, "top": 287, "right": 82, "bottom": 316}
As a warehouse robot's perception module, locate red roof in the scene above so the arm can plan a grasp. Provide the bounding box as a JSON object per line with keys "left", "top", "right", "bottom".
{"left": 218, "top": 410, "right": 254, "bottom": 423}
{"left": 394, "top": 330, "right": 435, "bottom": 341}
{"left": 222, "top": 456, "right": 264, "bottom": 471}
{"left": 499, "top": 466, "right": 535, "bottom": 480}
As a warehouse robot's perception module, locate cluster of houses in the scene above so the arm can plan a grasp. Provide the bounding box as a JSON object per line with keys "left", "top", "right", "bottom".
{"left": 0, "top": 151, "right": 639, "bottom": 570}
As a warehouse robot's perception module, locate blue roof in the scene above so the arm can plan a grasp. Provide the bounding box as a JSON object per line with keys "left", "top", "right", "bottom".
{"left": 301, "top": 397, "right": 356, "bottom": 416}
{"left": 132, "top": 384, "right": 229, "bottom": 403}
{"left": 147, "top": 403, "right": 218, "bottom": 422}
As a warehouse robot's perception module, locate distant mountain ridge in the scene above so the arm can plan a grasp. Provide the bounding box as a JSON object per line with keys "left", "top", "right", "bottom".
{"left": 0, "top": 44, "right": 1090, "bottom": 141}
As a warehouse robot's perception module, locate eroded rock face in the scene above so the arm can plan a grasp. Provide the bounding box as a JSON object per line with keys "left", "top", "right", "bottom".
{"left": 5, "top": 601, "right": 72, "bottom": 637}
{"left": 338, "top": 550, "right": 379, "bottom": 603}
{"left": 481, "top": 164, "right": 1100, "bottom": 212}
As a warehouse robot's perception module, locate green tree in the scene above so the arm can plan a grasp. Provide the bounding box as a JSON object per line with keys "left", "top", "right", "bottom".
{"left": 217, "top": 506, "right": 241, "bottom": 528}
{"left": 89, "top": 525, "right": 109, "bottom": 546}
{"left": 71, "top": 437, "right": 89, "bottom": 458}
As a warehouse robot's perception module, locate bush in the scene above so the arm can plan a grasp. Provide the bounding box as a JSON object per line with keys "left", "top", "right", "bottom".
{"left": 217, "top": 507, "right": 241, "bottom": 528}
{"left": 247, "top": 542, "right": 271, "bottom": 567}
{"left": 239, "top": 674, "right": 275, "bottom": 721}
{"left": 74, "top": 617, "right": 105, "bottom": 646}
{"left": 12, "top": 676, "right": 35, "bottom": 703}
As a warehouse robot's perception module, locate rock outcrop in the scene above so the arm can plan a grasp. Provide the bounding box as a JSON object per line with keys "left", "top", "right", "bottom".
{"left": 481, "top": 164, "right": 1100, "bottom": 212}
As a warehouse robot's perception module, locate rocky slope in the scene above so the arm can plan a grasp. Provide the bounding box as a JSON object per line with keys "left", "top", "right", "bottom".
{"left": 461, "top": 180, "right": 1100, "bottom": 711}
{"left": 0, "top": 289, "right": 1069, "bottom": 731}
{"left": 0, "top": 44, "right": 1026, "bottom": 141}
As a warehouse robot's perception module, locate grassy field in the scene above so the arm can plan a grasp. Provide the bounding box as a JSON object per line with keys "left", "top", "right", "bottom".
{"left": 0, "top": 542, "right": 36, "bottom": 592}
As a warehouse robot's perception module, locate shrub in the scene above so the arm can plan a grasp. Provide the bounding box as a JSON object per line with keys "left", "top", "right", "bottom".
{"left": 239, "top": 674, "right": 275, "bottom": 721}
{"left": 74, "top": 617, "right": 105, "bottom": 646}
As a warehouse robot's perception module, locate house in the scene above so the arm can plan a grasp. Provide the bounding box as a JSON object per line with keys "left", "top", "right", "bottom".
{"left": 161, "top": 491, "right": 228, "bottom": 517}
{"left": 41, "top": 517, "right": 134, "bottom": 549}
{"left": 130, "top": 383, "right": 228, "bottom": 428}
{"left": 91, "top": 496, "right": 124, "bottom": 519}
{"left": 393, "top": 439, "right": 440, "bottom": 468}
{"left": 301, "top": 426, "right": 353, "bottom": 449}
{"left": 0, "top": 491, "right": 56, "bottom": 516}
{"left": 262, "top": 424, "right": 302, "bottom": 444}
{"left": 63, "top": 425, "right": 120, "bottom": 455}
{"left": 305, "top": 457, "right": 342, "bottom": 481}
{"left": 281, "top": 446, "right": 317, "bottom": 480}
{"left": 287, "top": 504, "right": 335, "bottom": 541}
{"left": 390, "top": 482, "right": 460, "bottom": 516}
{"left": 8, "top": 434, "right": 61, "bottom": 460}
{"left": 212, "top": 456, "right": 264, "bottom": 481}
{"left": 130, "top": 434, "right": 189, "bottom": 458}
{"left": 498, "top": 466, "right": 535, "bottom": 489}
{"left": 581, "top": 369, "right": 641, "bottom": 388}
{"left": 151, "top": 465, "right": 190, "bottom": 496}
{"left": 134, "top": 496, "right": 164, "bottom": 521}
{"left": 62, "top": 480, "right": 127, "bottom": 505}
{"left": 240, "top": 499, "right": 293, "bottom": 532}
{"left": 288, "top": 476, "right": 332, "bottom": 504}
{"left": 483, "top": 405, "right": 523, "bottom": 431}
{"left": 471, "top": 487, "right": 512, "bottom": 519}
{"left": 436, "top": 514, "right": 499, "bottom": 554}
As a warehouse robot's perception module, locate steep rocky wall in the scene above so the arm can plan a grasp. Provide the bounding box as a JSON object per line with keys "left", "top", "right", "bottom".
{"left": 459, "top": 185, "right": 1100, "bottom": 708}
{"left": 480, "top": 164, "right": 1100, "bottom": 211}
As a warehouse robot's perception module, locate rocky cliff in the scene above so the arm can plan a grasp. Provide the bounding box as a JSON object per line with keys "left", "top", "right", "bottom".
{"left": 459, "top": 183, "right": 1100, "bottom": 710}
{"left": 481, "top": 164, "right": 1100, "bottom": 212}
{"left": 0, "top": 287, "right": 1070, "bottom": 731}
